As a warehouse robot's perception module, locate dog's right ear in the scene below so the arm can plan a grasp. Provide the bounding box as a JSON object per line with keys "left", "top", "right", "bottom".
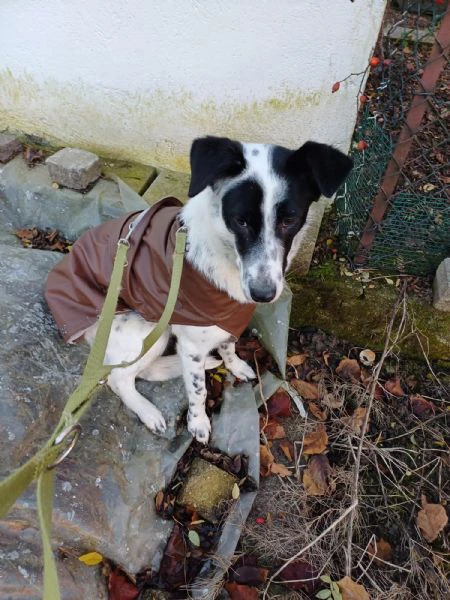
{"left": 188, "top": 136, "right": 246, "bottom": 197}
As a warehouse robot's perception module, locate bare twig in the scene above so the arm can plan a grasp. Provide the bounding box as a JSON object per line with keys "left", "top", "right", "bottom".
{"left": 263, "top": 500, "right": 358, "bottom": 598}
{"left": 345, "top": 287, "right": 408, "bottom": 576}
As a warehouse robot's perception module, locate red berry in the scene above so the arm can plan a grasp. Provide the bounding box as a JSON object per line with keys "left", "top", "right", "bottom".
{"left": 383, "top": 59, "right": 392, "bottom": 66}
{"left": 359, "top": 95, "right": 368, "bottom": 104}
{"left": 356, "top": 140, "right": 368, "bottom": 151}
{"left": 370, "top": 57, "right": 380, "bottom": 67}
{"left": 331, "top": 81, "right": 340, "bottom": 93}
{"left": 255, "top": 517, "right": 266, "bottom": 524}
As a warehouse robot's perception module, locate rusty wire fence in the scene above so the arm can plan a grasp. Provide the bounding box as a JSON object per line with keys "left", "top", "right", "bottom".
{"left": 336, "top": 0, "right": 449, "bottom": 276}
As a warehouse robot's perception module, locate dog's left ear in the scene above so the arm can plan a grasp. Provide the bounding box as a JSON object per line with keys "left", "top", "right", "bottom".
{"left": 188, "top": 136, "right": 246, "bottom": 197}
{"left": 287, "top": 141, "right": 353, "bottom": 198}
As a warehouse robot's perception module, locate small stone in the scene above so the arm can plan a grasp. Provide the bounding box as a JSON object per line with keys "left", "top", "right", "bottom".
{"left": 0, "top": 133, "right": 22, "bottom": 163}
{"left": 433, "top": 258, "right": 450, "bottom": 312}
{"left": 46, "top": 148, "right": 101, "bottom": 190}
{"left": 177, "top": 458, "right": 238, "bottom": 522}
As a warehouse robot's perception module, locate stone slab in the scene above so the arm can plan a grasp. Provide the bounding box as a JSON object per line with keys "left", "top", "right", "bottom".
{"left": 101, "top": 158, "right": 157, "bottom": 194}
{"left": 0, "top": 156, "right": 147, "bottom": 240}
{"left": 433, "top": 258, "right": 450, "bottom": 312}
{"left": 46, "top": 148, "right": 101, "bottom": 190}
{"left": 0, "top": 244, "right": 195, "bottom": 577}
{"left": 143, "top": 169, "right": 190, "bottom": 205}
{"left": 0, "top": 133, "right": 22, "bottom": 163}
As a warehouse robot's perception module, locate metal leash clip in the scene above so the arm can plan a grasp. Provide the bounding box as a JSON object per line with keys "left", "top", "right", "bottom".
{"left": 47, "top": 424, "right": 82, "bottom": 470}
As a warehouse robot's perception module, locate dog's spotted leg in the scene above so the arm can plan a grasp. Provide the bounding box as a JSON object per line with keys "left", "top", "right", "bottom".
{"left": 218, "top": 341, "right": 256, "bottom": 381}
{"left": 174, "top": 338, "right": 211, "bottom": 443}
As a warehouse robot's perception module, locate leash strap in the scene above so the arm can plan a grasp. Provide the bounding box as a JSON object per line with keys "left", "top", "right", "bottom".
{"left": 0, "top": 211, "right": 187, "bottom": 600}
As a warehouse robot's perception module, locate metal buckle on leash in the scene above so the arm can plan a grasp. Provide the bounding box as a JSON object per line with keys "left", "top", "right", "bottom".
{"left": 47, "top": 424, "right": 82, "bottom": 470}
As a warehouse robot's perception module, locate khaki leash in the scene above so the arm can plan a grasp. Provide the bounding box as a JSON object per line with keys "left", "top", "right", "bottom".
{"left": 0, "top": 212, "right": 187, "bottom": 600}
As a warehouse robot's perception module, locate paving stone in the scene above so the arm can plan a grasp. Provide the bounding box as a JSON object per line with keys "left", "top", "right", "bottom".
{"left": 46, "top": 147, "right": 101, "bottom": 190}
{"left": 0, "top": 156, "right": 147, "bottom": 240}
{"left": 433, "top": 257, "right": 450, "bottom": 312}
{"left": 143, "top": 168, "right": 190, "bottom": 205}
{"left": 0, "top": 133, "right": 22, "bottom": 163}
{"left": 177, "top": 458, "right": 238, "bottom": 522}
{"left": 101, "top": 158, "right": 157, "bottom": 194}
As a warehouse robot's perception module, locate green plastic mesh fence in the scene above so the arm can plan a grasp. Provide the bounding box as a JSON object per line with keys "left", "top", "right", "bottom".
{"left": 336, "top": 0, "right": 449, "bottom": 276}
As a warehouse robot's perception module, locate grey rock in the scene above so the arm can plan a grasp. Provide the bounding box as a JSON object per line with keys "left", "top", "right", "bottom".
{"left": 46, "top": 147, "right": 101, "bottom": 190}
{"left": 433, "top": 257, "right": 450, "bottom": 312}
{"left": 0, "top": 133, "right": 22, "bottom": 163}
{"left": 0, "top": 244, "right": 193, "bottom": 583}
{"left": 0, "top": 520, "right": 108, "bottom": 600}
{"left": 0, "top": 156, "right": 147, "bottom": 240}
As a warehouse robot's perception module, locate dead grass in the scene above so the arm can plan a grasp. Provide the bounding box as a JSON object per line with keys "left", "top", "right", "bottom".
{"left": 240, "top": 294, "right": 449, "bottom": 598}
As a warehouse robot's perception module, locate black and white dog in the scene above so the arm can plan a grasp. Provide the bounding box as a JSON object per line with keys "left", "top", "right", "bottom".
{"left": 84, "top": 136, "right": 352, "bottom": 443}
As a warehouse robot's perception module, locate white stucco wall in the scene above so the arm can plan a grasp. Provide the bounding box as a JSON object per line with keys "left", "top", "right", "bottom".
{"left": 0, "top": 0, "right": 386, "bottom": 170}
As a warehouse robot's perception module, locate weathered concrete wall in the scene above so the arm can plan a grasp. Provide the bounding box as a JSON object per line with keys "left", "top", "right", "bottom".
{"left": 0, "top": 0, "right": 386, "bottom": 170}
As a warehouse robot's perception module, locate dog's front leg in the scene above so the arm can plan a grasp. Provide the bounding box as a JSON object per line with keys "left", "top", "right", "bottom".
{"left": 177, "top": 344, "right": 211, "bottom": 443}
{"left": 218, "top": 341, "right": 256, "bottom": 381}
{"left": 174, "top": 325, "right": 221, "bottom": 443}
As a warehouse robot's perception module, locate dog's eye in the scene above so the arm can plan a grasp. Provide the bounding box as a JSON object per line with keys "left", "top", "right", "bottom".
{"left": 234, "top": 216, "right": 248, "bottom": 228}
{"left": 281, "top": 216, "right": 298, "bottom": 227}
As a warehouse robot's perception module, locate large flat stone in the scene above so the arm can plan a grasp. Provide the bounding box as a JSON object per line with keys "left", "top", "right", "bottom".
{"left": 0, "top": 244, "right": 194, "bottom": 582}
{"left": 0, "top": 156, "right": 147, "bottom": 240}
{"left": 143, "top": 169, "right": 190, "bottom": 205}
{"left": 46, "top": 148, "right": 101, "bottom": 190}
{"left": 433, "top": 258, "right": 450, "bottom": 312}
{"left": 101, "top": 158, "right": 157, "bottom": 194}
{"left": 0, "top": 133, "right": 22, "bottom": 163}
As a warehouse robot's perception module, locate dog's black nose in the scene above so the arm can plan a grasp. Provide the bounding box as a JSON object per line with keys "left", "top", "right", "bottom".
{"left": 249, "top": 285, "right": 277, "bottom": 303}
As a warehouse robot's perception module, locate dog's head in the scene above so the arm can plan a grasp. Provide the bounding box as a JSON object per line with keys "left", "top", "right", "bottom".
{"left": 188, "top": 136, "right": 352, "bottom": 303}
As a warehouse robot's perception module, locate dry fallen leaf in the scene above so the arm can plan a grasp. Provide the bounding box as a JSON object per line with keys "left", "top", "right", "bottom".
{"left": 279, "top": 440, "right": 294, "bottom": 462}
{"left": 260, "top": 444, "right": 291, "bottom": 477}
{"left": 263, "top": 418, "right": 286, "bottom": 440}
{"left": 342, "top": 407, "right": 368, "bottom": 435}
{"left": 336, "top": 358, "right": 361, "bottom": 382}
{"left": 78, "top": 551, "right": 103, "bottom": 566}
{"left": 291, "top": 379, "right": 319, "bottom": 400}
{"left": 225, "top": 581, "right": 259, "bottom": 600}
{"left": 417, "top": 495, "right": 448, "bottom": 543}
{"left": 322, "top": 392, "right": 344, "bottom": 409}
{"left": 308, "top": 401, "right": 328, "bottom": 421}
{"left": 337, "top": 576, "right": 370, "bottom": 600}
{"left": 278, "top": 559, "right": 319, "bottom": 593}
{"left": 287, "top": 353, "right": 308, "bottom": 367}
{"left": 108, "top": 568, "right": 139, "bottom": 600}
{"left": 302, "top": 423, "right": 328, "bottom": 455}
{"left": 367, "top": 538, "right": 393, "bottom": 566}
{"left": 267, "top": 389, "right": 292, "bottom": 417}
{"left": 303, "top": 454, "right": 334, "bottom": 496}
{"left": 385, "top": 377, "right": 405, "bottom": 397}
{"left": 409, "top": 394, "right": 436, "bottom": 418}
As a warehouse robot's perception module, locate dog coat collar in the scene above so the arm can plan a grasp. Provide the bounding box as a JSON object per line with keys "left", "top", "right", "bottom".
{"left": 45, "top": 197, "right": 256, "bottom": 342}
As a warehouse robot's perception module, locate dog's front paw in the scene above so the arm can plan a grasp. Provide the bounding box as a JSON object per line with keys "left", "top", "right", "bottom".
{"left": 187, "top": 409, "right": 211, "bottom": 443}
{"left": 139, "top": 405, "right": 167, "bottom": 434}
{"left": 228, "top": 358, "right": 256, "bottom": 381}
